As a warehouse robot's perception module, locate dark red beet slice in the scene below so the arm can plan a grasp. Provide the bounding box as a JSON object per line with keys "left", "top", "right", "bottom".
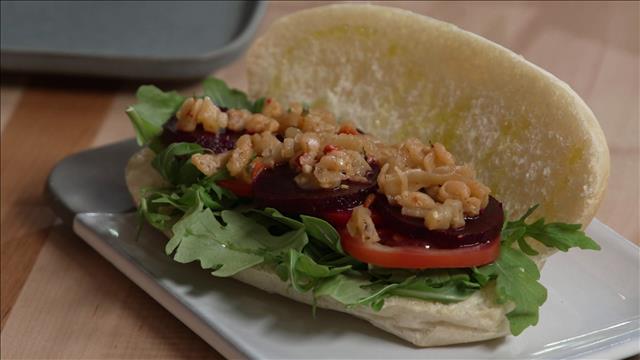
{"left": 253, "top": 164, "right": 379, "bottom": 216}
{"left": 162, "top": 117, "right": 240, "bottom": 154}
{"left": 371, "top": 195, "right": 504, "bottom": 249}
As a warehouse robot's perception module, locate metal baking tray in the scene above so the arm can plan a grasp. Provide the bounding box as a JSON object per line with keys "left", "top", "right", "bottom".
{"left": 1, "top": 1, "right": 265, "bottom": 80}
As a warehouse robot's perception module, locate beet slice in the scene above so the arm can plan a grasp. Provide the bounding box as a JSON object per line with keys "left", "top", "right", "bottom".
{"left": 161, "top": 117, "right": 240, "bottom": 154}
{"left": 371, "top": 195, "right": 504, "bottom": 249}
{"left": 253, "top": 164, "right": 379, "bottom": 215}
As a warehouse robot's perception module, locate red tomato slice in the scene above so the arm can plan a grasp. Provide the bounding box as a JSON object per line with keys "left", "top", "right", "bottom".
{"left": 339, "top": 228, "right": 500, "bottom": 269}
{"left": 251, "top": 161, "right": 267, "bottom": 181}
{"left": 320, "top": 209, "right": 382, "bottom": 227}
{"left": 321, "top": 210, "right": 354, "bottom": 227}
{"left": 218, "top": 179, "right": 253, "bottom": 197}
{"left": 218, "top": 162, "right": 266, "bottom": 198}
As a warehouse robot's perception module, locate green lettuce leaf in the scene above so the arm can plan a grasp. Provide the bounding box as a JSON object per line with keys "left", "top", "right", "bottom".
{"left": 249, "top": 208, "right": 306, "bottom": 230}
{"left": 314, "top": 269, "right": 479, "bottom": 311}
{"left": 314, "top": 274, "right": 373, "bottom": 305}
{"left": 126, "top": 85, "right": 184, "bottom": 145}
{"left": 151, "top": 142, "right": 204, "bottom": 185}
{"left": 389, "top": 279, "right": 478, "bottom": 303}
{"left": 203, "top": 78, "right": 264, "bottom": 111}
{"left": 526, "top": 221, "right": 600, "bottom": 252}
{"left": 281, "top": 249, "right": 352, "bottom": 292}
{"left": 137, "top": 169, "right": 236, "bottom": 231}
{"left": 140, "top": 179, "right": 602, "bottom": 336}
{"left": 247, "top": 209, "right": 363, "bottom": 269}
{"left": 503, "top": 204, "right": 600, "bottom": 254}
{"left": 166, "top": 208, "right": 308, "bottom": 277}
{"left": 489, "top": 206, "right": 600, "bottom": 335}
{"left": 127, "top": 78, "right": 264, "bottom": 146}
{"left": 252, "top": 97, "right": 267, "bottom": 113}
{"left": 364, "top": 268, "right": 479, "bottom": 305}
{"left": 300, "top": 215, "right": 344, "bottom": 254}
{"left": 476, "top": 246, "right": 547, "bottom": 335}
{"left": 138, "top": 192, "right": 176, "bottom": 231}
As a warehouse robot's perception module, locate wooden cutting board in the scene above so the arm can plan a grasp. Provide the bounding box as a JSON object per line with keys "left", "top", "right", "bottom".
{"left": 1, "top": 2, "right": 638, "bottom": 359}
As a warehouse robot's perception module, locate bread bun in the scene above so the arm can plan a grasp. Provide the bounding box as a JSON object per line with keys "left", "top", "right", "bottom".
{"left": 247, "top": 3, "right": 609, "bottom": 229}
{"left": 125, "top": 4, "right": 610, "bottom": 347}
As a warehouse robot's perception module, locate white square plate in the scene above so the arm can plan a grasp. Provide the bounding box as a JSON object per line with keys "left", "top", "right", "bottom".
{"left": 74, "top": 213, "right": 640, "bottom": 359}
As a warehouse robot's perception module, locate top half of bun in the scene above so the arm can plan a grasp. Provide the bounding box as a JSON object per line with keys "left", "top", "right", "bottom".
{"left": 246, "top": 4, "right": 609, "bottom": 229}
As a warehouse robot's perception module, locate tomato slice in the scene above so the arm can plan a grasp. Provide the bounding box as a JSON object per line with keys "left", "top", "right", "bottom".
{"left": 218, "top": 179, "right": 253, "bottom": 197}
{"left": 321, "top": 210, "right": 355, "bottom": 227}
{"left": 339, "top": 228, "right": 500, "bottom": 269}
{"left": 321, "top": 209, "right": 381, "bottom": 227}
{"left": 217, "top": 162, "right": 266, "bottom": 198}
{"left": 251, "top": 161, "right": 267, "bottom": 181}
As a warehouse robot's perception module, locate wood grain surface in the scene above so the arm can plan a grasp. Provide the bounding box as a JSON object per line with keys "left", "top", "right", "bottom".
{"left": 1, "top": 2, "right": 638, "bottom": 359}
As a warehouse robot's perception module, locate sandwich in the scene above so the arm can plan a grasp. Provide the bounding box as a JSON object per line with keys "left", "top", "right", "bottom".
{"left": 124, "top": 4, "right": 609, "bottom": 347}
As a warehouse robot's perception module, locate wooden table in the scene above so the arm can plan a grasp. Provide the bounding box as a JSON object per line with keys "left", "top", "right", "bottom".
{"left": 2, "top": 2, "right": 638, "bottom": 359}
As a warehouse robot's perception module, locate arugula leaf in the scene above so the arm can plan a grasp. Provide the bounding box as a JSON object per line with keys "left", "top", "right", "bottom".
{"left": 127, "top": 78, "right": 264, "bottom": 146}
{"left": 352, "top": 282, "right": 404, "bottom": 311}
{"left": 300, "top": 215, "right": 344, "bottom": 254}
{"left": 314, "top": 274, "right": 374, "bottom": 305}
{"left": 249, "top": 208, "right": 305, "bottom": 230}
{"left": 503, "top": 204, "right": 600, "bottom": 254}
{"left": 252, "top": 97, "right": 266, "bottom": 113}
{"left": 139, "top": 182, "right": 603, "bottom": 337}
{"left": 527, "top": 221, "right": 600, "bottom": 252}
{"left": 284, "top": 249, "right": 352, "bottom": 292}
{"left": 151, "top": 142, "right": 204, "bottom": 185}
{"left": 148, "top": 136, "right": 167, "bottom": 154}
{"left": 477, "top": 246, "right": 547, "bottom": 335}
{"left": 292, "top": 250, "right": 352, "bottom": 278}
{"left": 488, "top": 204, "right": 600, "bottom": 335}
{"left": 471, "top": 266, "right": 493, "bottom": 287}
{"left": 389, "top": 280, "right": 476, "bottom": 303}
{"left": 167, "top": 209, "right": 262, "bottom": 276}
{"left": 245, "top": 210, "right": 361, "bottom": 270}
{"left": 501, "top": 206, "right": 535, "bottom": 247}
{"left": 166, "top": 208, "right": 308, "bottom": 277}
{"left": 304, "top": 245, "right": 364, "bottom": 268}
{"left": 313, "top": 273, "right": 388, "bottom": 310}
{"left": 192, "top": 169, "right": 237, "bottom": 205}
{"left": 137, "top": 187, "right": 208, "bottom": 232}
{"left": 247, "top": 210, "right": 352, "bottom": 262}
{"left": 138, "top": 192, "right": 176, "bottom": 231}
{"left": 151, "top": 183, "right": 221, "bottom": 212}
{"left": 203, "top": 77, "right": 267, "bottom": 113}
{"left": 203, "top": 78, "right": 252, "bottom": 110}
{"left": 137, "top": 168, "right": 236, "bottom": 231}
{"left": 313, "top": 267, "right": 480, "bottom": 312}
{"left": 362, "top": 269, "right": 479, "bottom": 305}
{"left": 126, "top": 85, "right": 184, "bottom": 145}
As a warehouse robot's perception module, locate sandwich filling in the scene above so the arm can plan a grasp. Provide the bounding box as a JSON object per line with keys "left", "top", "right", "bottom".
{"left": 170, "top": 95, "right": 492, "bottom": 231}
{"left": 161, "top": 94, "right": 506, "bottom": 269}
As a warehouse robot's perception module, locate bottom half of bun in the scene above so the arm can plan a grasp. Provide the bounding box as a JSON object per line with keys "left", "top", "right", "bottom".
{"left": 233, "top": 265, "right": 510, "bottom": 346}
{"left": 126, "top": 148, "right": 521, "bottom": 346}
